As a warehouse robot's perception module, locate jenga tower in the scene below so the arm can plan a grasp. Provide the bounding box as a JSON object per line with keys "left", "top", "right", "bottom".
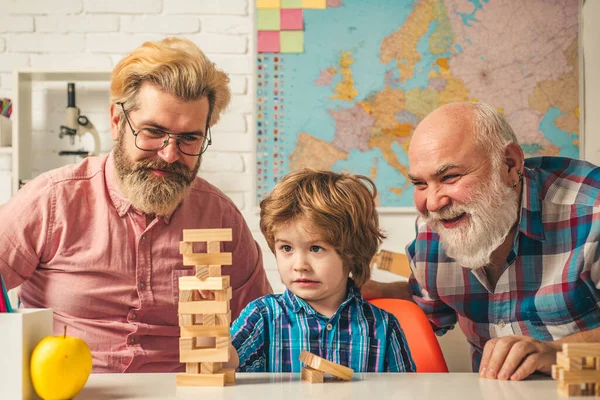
{"left": 176, "top": 228, "right": 235, "bottom": 387}
{"left": 552, "top": 343, "right": 600, "bottom": 396}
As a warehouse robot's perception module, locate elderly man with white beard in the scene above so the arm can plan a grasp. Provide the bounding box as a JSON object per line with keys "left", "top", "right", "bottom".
{"left": 363, "top": 102, "right": 600, "bottom": 381}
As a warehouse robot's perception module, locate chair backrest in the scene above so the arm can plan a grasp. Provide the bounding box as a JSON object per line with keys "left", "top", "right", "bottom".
{"left": 369, "top": 298, "right": 449, "bottom": 372}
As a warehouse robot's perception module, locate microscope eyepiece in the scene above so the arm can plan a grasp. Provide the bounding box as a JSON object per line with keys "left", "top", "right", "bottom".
{"left": 67, "top": 83, "right": 76, "bottom": 108}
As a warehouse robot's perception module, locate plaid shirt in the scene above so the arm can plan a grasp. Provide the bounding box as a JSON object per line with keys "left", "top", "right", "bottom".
{"left": 231, "top": 279, "right": 415, "bottom": 372}
{"left": 408, "top": 156, "right": 600, "bottom": 371}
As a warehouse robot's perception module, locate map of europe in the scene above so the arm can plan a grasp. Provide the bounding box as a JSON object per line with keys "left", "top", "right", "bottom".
{"left": 255, "top": 0, "right": 580, "bottom": 207}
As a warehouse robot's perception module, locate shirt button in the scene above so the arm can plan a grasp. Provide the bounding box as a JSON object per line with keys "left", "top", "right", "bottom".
{"left": 128, "top": 336, "right": 136, "bottom": 345}
{"left": 498, "top": 320, "right": 506, "bottom": 328}
{"left": 326, "top": 323, "right": 333, "bottom": 331}
{"left": 131, "top": 311, "right": 137, "bottom": 320}
{"left": 141, "top": 235, "right": 146, "bottom": 242}
{"left": 139, "top": 281, "right": 146, "bottom": 290}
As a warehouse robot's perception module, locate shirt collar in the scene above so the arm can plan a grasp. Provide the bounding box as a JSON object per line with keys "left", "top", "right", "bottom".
{"left": 104, "top": 150, "right": 176, "bottom": 224}
{"left": 517, "top": 166, "right": 546, "bottom": 241}
{"left": 283, "top": 278, "right": 363, "bottom": 315}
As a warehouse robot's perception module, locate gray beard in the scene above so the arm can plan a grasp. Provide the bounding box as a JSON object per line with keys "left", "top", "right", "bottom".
{"left": 113, "top": 133, "right": 200, "bottom": 216}
{"left": 422, "top": 172, "right": 520, "bottom": 269}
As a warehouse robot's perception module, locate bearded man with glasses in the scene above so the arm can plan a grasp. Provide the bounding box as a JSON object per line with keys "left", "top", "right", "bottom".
{"left": 0, "top": 37, "right": 272, "bottom": 373}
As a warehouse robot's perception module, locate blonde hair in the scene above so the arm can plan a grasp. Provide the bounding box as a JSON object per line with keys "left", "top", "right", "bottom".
{"left": 260, "top": 169, "right": 386, "bottom": 288}
{"left": 110, "top": 37, "right": 231, "bottom": 127}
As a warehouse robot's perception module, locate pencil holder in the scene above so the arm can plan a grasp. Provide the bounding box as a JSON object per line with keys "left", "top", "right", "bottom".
{"left": 0, "top": 115, "right": 11, "bottom": 147}
{"left": 0, "top": 309, "right": 53, "bottom": 399}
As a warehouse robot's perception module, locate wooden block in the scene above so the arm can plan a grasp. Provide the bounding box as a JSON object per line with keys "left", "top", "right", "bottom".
{"left": 551, "top": 364, "right": 560, "bottom": 380}
{"left": 301, "top": 366, "right": 324, "bottom": 383}
{"left": 176, "top": 372, "right": 226, "bottom": 387}
{"left": 201, "top": 362, "right": 221, "bottom": 374}
{"left": 180, "top": 325, "right": 230, "bottom": 337}
{"left": 583, "top": 357, "right": 598, "bottom": 369}
{"left": 195, "top": 266, "right": 209, "bottom": 280}
{"left": 180, "top": 337, "right": 194, "bottom": 351}
{"left": 178, "top": 300, "right": 230, "bottom": 315}
{"left": 186, "top": 363, "right": 199, "bottom": 374}
{"left": 209, "top": 265, "right": 222, "bottom": 277}
{"left": 180, "top": 347, "right": 230, "bottom": 363}
{"left": 299, "top": 350, "right": 353, "bottom": 381}
{"left": 558, "top": 369, "right": 600, "bottom": 384}
{"left": 215, "top": 311, "right": 231, "bottom": 326}
{"left": 214, "top": 287, "right": 233, "bottom": 302}
{"left": 216, "top": 337, "right": 230, "bottom": 349}
{"left": 179, "top": 241, "right": 193, "bottom": 255}
{"left": 179, "top": 276, "right": 230, "bottom": 291}
{"left": 203, "top": 314, "right": 216, "bottom": 326}
{"left": 370, "top": 250, "right": 412, "bottom": 277}
{"left": 563, "top": 343, "right": 600, "bottom": 358}
{"left": 178, "top": 291, "right": 194, "bottom": 325}
{"left": 180, "top": 290, "right": 193, "bottom": 302}
{"left": 183, "top": 253, "right": 232, "bottom": 267}
{"left": 557, "top": 352, "right": 583, "bottom": 371}
{"left": 558, "top": 382, "right": 582, "bottom": 396}
{"left": 222, "top": 368, "right": 236, "bottom": 385}
{"left": 207, "top": 241, "right": 221, "bottom": 253}
{"left": 183, "top": 229, "right": 233, "bottom": 243}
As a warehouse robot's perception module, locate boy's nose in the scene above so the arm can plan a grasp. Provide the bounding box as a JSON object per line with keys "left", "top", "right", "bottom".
{"left": 292, "top": 257, "right": 310, "bottom": 271}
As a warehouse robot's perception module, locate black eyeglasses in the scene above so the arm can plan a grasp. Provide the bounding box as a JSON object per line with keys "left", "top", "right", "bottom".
{"left": 118, "top": 102, "right": 211, "bottom": 157}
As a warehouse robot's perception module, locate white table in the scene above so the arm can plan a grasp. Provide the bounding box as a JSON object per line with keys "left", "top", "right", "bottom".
{"left": 75, "top": 372, "right": 569, "bottom": 400}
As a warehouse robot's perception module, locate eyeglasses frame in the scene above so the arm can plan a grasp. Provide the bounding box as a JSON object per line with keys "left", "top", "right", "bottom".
{"left": 117, "top": 102, "right": 212, "bottom": 157}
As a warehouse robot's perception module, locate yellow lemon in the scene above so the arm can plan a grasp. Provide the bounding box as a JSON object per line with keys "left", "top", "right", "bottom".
{"left": 30, "top": 326, "right": 92, "bottom": 400}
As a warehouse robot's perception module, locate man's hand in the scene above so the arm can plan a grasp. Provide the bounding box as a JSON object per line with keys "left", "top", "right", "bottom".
{"left": 479, "top": 335, "right": 560, "bottom": 381}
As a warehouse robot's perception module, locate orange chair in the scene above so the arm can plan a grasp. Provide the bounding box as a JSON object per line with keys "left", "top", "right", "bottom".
{"left": 369, "top": 298, "right": 449, "bottom": 372}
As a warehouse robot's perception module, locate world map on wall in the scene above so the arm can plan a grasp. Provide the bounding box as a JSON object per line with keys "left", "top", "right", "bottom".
{"left": 255, "top": 0, "right": 580, "bottom": 208}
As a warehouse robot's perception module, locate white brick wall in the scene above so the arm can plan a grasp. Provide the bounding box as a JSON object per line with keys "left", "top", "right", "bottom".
{"left": 0, "top": 0, "right": 281, "bottom": 285}
{"left": 36, "top": 16, "right": 119, "bottom": 33}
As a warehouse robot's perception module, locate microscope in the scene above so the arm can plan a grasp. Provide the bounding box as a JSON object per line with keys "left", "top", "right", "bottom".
{"left": 59, "top": 83, "right": 101, "bottom": 157}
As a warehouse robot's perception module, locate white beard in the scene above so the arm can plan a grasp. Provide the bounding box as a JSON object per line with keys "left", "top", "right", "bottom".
{"left": 422, "top": 170, "right": 520, "bottom": 269}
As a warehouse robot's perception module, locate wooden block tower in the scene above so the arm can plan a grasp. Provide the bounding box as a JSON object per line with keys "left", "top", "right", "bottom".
{"left": 176, "top": 228, "right": 235, "bottom": 387}
{"left": 552, "top": 343, "right": 600, "bottom": 396}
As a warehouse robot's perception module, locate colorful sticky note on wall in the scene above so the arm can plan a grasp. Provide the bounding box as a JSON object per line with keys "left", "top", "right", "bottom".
{"left": 302, "top": 0, "right": 326, "bottom": 8}
{"left": 280, "top": 30, "right": 304, "bottom": 53}
{"left": 257, "top": 9, "right": 281, "bottom": 30}
{"left": 280, "top": 8, "right": 303, "bottom": 30}
{"left": 257, "top": 0, "right": 281, "bottom": 8}
{"left": 281, "top": 0, "right": 302, "bottom": 7}
{"left": 258, "top": 31, "right": 281, "bottom": 53}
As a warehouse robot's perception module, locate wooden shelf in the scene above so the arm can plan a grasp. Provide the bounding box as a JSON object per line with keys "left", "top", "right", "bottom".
{"left": 0, "top": 147, "right": 12, "bottom": 154}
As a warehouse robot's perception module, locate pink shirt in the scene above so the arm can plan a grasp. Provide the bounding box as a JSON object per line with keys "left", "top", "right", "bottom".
{"left": 0, "top": 152, "right": 272, "bottom": 372}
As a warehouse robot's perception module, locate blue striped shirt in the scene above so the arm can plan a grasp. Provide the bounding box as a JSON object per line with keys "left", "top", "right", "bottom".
{"left": 231, "top": 279, "right": 415, "bottom": 372}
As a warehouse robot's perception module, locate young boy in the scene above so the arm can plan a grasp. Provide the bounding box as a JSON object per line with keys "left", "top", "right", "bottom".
{"left": 228, "top": 169, "right": 416, "bottom": 372}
